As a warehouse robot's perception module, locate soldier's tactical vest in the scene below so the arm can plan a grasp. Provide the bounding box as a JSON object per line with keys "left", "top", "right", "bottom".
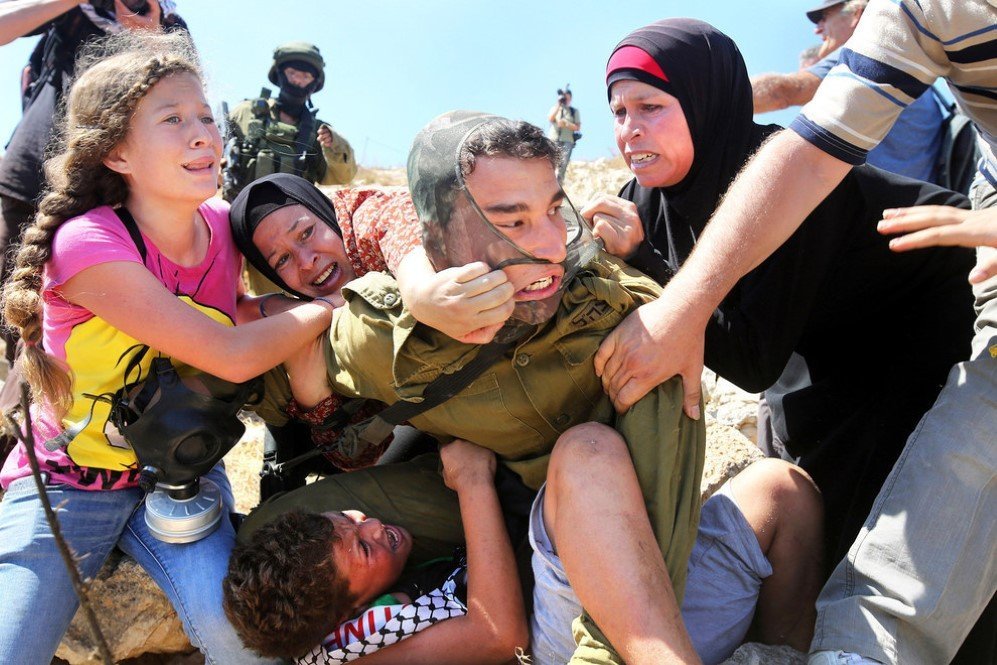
{"left": 239, "top": 96, "right": 318, "bottom": 181}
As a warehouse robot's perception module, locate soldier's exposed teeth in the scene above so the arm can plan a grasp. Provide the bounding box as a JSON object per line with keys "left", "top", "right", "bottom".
{"left": 524, "top": 276, "right": 553, "bottom": 292}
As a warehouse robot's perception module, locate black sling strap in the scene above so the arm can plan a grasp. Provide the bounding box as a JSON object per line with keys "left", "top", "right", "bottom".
{"left": 354, "top": 338, "right": 515, "bottom": 446}
{"left": 267, "top": 338, "right": 518, "bottom": 476}
{"left": 114, "top": 207, "right": 148, "bottom": 263}
{"left": 290, "top": 107, "right": 317, "bottom": 176}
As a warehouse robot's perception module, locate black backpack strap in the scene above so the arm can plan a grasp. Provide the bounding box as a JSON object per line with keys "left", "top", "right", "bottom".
{"left": 292, "top": 108, "right": 318, "bottom": 175}
{"left": 113, "top": 207, "right": 148, "bottom": 263}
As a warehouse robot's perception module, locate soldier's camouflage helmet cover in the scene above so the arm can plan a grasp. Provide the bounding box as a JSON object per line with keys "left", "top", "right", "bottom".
{"left": 407, "top": 110, "right": 600, "bottom": 333}
{"left": 268, "top": 41, "right": 325, "bottom": 92}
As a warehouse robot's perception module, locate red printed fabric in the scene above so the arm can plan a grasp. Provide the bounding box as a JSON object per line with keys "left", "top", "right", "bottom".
{"left": 331, "top": 187, "right": 423, "bottom": 278}
{"left": 285, "top": 395, "right": 393, "bottom": 471}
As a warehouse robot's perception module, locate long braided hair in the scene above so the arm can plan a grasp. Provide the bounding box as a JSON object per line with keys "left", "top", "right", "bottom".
{"left": 1, "top": 31, "right": 203, "bottom": 415}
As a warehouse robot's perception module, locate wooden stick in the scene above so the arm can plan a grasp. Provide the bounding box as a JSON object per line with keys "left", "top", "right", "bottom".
{"left": 6, "top": 382, "right": 113, "bottom": 665}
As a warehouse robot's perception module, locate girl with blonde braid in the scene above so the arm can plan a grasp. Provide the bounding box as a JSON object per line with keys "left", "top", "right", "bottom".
{"left": 0, "top": 31, "right": 331, "bottom": 664}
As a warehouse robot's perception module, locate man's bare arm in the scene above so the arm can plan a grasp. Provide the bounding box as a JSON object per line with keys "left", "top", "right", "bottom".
{"left": 750, "top": 71, "right": 821, "bottom": 114}
{"left": 355, "top": 441, "right": 527, "bottom": 665}
{"left": 0, "top": 0, "right": 75, "bottom": 46}
{"left": 679, "top": 130, "right": 851, "bottom": 307}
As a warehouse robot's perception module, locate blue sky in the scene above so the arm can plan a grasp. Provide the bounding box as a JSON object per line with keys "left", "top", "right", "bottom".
{"left": 1, "top": 0, "right": 819, "bottom": 168}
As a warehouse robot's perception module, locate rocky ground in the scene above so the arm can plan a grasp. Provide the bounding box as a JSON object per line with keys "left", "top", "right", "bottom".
{"left": 5, "top": 161, "right": 797, "bottom": 664}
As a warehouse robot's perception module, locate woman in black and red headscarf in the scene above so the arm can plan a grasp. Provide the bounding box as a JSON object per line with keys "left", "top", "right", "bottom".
{"left": 589, "top": 19, "right": 976, "bottom": 571}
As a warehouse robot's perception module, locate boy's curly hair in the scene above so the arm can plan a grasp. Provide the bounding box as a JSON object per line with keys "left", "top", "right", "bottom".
{"left": 223, "top": 511, "right": 357, "bottom": 658}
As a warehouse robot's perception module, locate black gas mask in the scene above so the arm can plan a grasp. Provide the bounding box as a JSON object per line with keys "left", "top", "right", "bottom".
{"left": 110, "top": 356, "right": 263, "bottom": 543}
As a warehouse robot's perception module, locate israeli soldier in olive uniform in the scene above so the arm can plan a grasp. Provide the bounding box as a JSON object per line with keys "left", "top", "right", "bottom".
{"left": 241, "top": 112, "right": 705, "bottom": 664}
{"left": 223, "top": 41, "right": 356, "bottom": 201}
{"left": 224, "top": 41, "right": 357, "bottom": 293}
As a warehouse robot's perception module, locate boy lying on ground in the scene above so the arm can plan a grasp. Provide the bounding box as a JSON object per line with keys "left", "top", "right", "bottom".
{"left": 225, "top": 441, "right": 822, "bottom": 664}
{"left": 224, "top": 439, "right": 526, "bottom": 663}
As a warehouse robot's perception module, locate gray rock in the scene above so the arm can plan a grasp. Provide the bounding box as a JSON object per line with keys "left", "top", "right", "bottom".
{"left": 721, "top": 642, "right": 808, "bottom": 664}
{"left": 702, "top": 422, "right": 764, "bottom": 500}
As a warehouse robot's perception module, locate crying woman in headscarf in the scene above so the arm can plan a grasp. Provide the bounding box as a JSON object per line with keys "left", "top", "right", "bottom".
{"left": 230, "top": 173, "right": 519, "bottom": 345}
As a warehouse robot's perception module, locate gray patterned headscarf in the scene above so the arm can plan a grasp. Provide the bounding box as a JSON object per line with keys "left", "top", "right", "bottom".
{"left": 79, "top": 1, "right": 178, "bottom": 33}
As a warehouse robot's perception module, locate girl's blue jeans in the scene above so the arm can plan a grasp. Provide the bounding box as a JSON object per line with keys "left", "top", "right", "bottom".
{"left": 0, "top": 464, "right": 274, "bottom": 664}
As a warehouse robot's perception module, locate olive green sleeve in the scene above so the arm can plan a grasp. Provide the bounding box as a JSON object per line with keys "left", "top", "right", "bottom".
{"left": 592, "top": 251, "right": 663, "bottom": 306}
{"left": 569, "top": 377, "right": 706, "bottom": 664}
{"left": 617, "top": 376, "right": 705, "bottom": 599}
{"left": 321, "top": 273, "right": 410, "bottom": 404}
{"left": 247, "top": 365, "right": 292, "bottom": 427}
{"left": 225, "top": 101, "right": 251, "bottom": 143}
{"left": 315, "top": 125, "right": 358, "bottom": 185}
{"left": 252, "top": 275, "right": 408, "bottom": 426}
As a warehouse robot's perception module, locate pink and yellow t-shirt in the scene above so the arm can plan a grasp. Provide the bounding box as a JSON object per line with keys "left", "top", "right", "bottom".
{"left": 0, "top": 198, "right": 242, "bottom": 491}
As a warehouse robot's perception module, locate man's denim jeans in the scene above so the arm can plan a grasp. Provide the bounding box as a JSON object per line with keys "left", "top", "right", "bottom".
{"left": 810, "top": 177, "right": 997, "bottom": 664}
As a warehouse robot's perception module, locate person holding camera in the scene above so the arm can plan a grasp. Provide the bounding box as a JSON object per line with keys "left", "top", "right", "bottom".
{"left": 0, "top": 0, "right": 187, "bottom": 366}
{"left": 547, "top": 86, "right": 580, "bottom": 182}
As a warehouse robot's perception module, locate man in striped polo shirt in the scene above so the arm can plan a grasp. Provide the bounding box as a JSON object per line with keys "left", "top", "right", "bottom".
{"left": 593, "top": 2, "right": 996, "bottom": 664}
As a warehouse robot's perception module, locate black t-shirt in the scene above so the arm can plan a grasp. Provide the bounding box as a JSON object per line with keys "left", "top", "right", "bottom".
{"left": 0, "top": 9, "right": 100, "bottom": 203}
{"left": 621, "top": 165, "right": 977, "bottom": 455}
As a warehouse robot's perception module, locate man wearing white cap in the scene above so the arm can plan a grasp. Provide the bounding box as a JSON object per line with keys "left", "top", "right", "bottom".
{"left": 751, "top": 0, "right": 946, "bottom": 185}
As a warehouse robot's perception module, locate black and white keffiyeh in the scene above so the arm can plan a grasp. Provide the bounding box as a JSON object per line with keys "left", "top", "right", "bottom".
{"left": 296, "top": 563, "right": 468, "bottom": 664}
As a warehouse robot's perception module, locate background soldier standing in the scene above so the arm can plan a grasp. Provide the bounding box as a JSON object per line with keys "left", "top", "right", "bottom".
{"left": 223, "top": 41, "right": 356, "bottom": 202}
{"left": 546, "top": 86, "right": 580, "bottom": 182}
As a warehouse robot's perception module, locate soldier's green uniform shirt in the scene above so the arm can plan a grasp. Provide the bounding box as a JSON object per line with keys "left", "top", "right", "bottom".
{"left": 225, "top": 98, "right": 357, "bottom": 200}
{"left": 244, "top": 252, "right": 705, "bottom": 664}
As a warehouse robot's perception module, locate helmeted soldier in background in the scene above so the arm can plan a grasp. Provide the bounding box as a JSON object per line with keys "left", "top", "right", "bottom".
{"left": 223, "top": 41, "right": 357, "bottom": 204}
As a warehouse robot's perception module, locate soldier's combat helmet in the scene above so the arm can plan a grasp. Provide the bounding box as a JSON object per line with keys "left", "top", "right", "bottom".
{"left": 268, "top": 41, "right": 325, "bottom": 93}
